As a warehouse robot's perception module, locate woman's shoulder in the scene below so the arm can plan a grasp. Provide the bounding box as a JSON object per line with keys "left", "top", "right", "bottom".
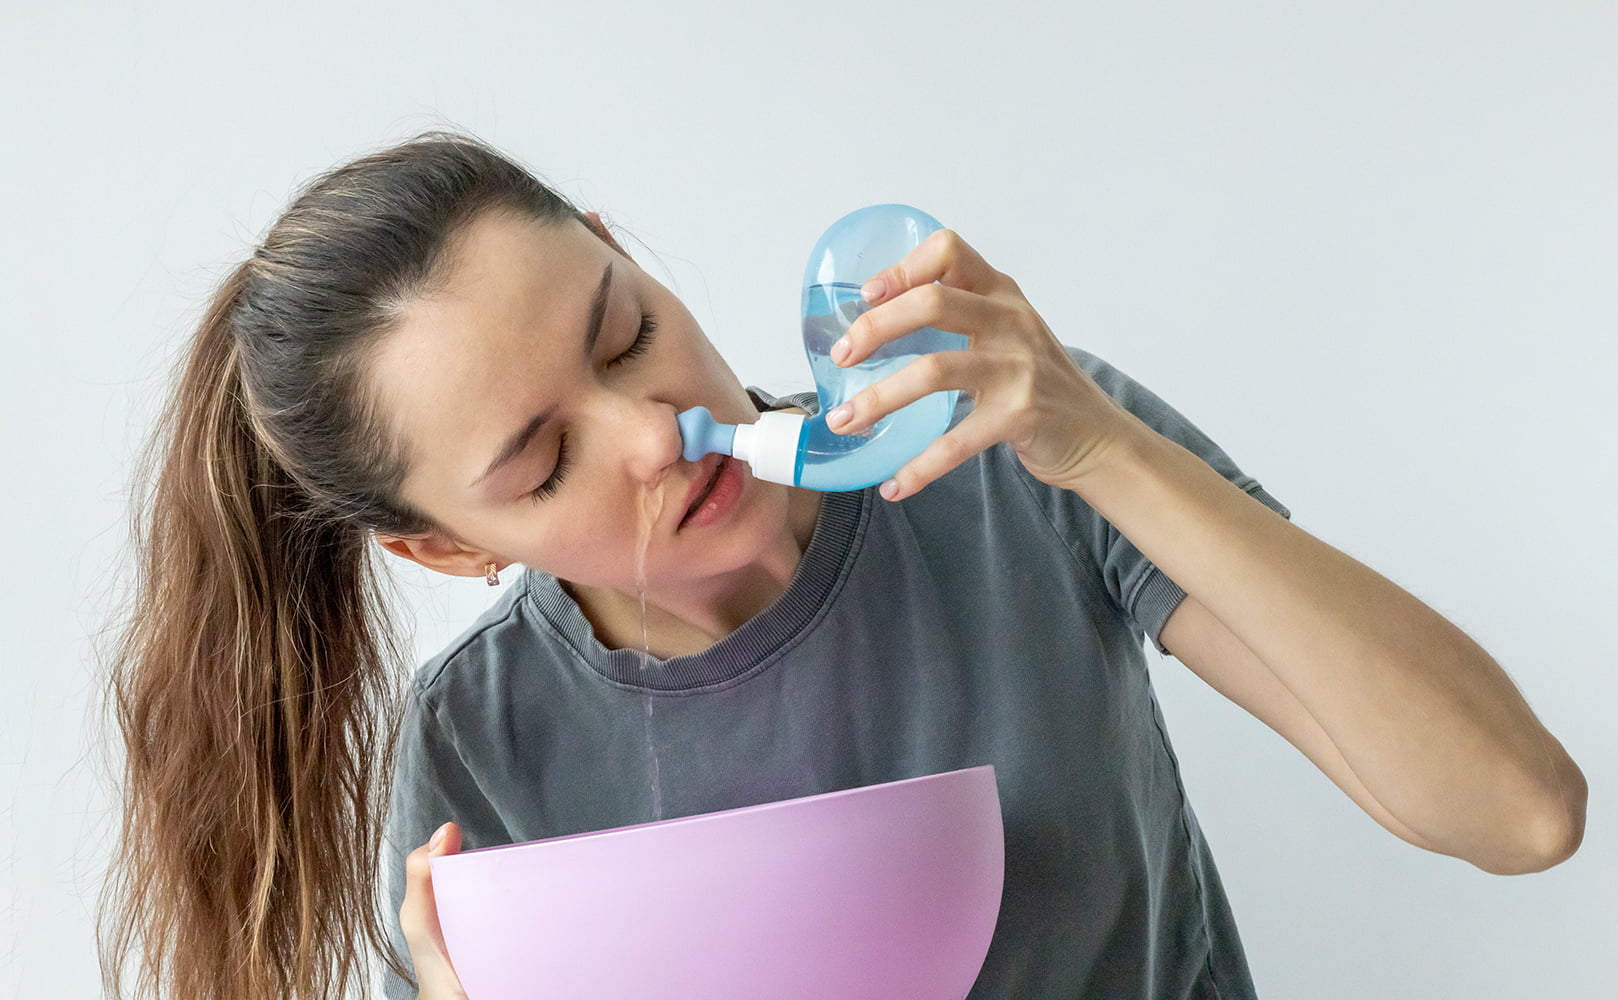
{"left": 408, "top": 571, "right": 545, "bottom": 695}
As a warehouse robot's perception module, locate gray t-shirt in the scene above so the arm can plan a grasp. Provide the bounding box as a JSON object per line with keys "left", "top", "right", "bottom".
{"left": 381, "top": 346, "right": 1290, "bottom": 998}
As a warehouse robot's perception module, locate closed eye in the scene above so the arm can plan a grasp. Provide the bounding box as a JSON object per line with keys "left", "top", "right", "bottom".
{"left": 523, "top": 313, "right": 657, "bottom": 503}
{"left": 525, "top": 431, "right": 570, "bottom": 503}
{"left": 607, "top": 312, "right": 658, "bottom": 368}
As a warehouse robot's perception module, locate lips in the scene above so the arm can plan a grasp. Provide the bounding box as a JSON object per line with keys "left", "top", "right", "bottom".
{"left": 680, "top": 453, "right": 724, "bottom": 525}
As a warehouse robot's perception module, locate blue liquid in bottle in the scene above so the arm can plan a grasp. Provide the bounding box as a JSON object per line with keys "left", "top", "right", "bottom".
{"left": 677, "top": 204, "right": 968, "bottom": 492}
{"left": 794, "top": 281, "right": 961, "bottom": 490}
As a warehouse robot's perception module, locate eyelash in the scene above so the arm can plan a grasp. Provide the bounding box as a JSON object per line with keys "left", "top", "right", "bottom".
{"left": 524, "top": 313, "right": 659, "bottom": 502}
{"left": 526, "top": 431, "right": 571, "bottom": 502}
{"left": 608, "top": 311, "right": 659, "bottom": 367}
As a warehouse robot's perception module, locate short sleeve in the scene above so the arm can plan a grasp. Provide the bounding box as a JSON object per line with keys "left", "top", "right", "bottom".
{"left": 379, "top": 686, "right": 512, "bottom": 1000}
{"left": 1033, "top": 346, "right": 1292, "bottom": 656}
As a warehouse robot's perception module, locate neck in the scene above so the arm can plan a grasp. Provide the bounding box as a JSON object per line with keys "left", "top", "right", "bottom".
{"left": 568, "top": 484, "right": 823, "bottom": 659}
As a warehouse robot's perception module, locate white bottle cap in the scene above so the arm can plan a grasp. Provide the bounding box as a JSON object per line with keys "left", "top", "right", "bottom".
{"left": 729, "top": 411, "right": 805, "bottom": 486}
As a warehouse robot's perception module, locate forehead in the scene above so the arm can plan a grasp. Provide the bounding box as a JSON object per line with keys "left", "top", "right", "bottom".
{"left": 428, "top": 209, "right": 600, "bottom": 321}
{"left": 368, "top": 211, "right": 609, "bottom": 479}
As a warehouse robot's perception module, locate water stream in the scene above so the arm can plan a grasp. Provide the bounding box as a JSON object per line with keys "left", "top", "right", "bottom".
{"left": 635, "top": 482, "right": 666, "bottom": 821}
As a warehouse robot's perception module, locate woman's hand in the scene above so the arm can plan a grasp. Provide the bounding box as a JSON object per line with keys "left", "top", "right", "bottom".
{"left": 399, "top": 822, "right": 472, "bottom": 1000}
{"left": 821, "top": 228, "right": 1145, "bottom": 500}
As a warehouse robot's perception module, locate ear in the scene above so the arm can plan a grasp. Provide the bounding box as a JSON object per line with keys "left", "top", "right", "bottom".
{"left": 373, "top": 531, "right": 510, "bottom": 580}
{"left": 581, "top": 210, "right": 632, "bottom": 260}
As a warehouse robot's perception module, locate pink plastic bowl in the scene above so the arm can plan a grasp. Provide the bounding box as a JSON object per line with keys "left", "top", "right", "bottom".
{"left": 428, "top": 765, "right": 1004, "bottom": 1000}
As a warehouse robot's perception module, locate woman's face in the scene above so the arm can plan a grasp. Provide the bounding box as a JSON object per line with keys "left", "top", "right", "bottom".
{"left": 368, "top": 208, "right": 793, "bottom": 594}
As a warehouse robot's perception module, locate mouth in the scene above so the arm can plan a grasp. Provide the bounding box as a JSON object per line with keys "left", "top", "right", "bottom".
{"left": 679, "top": 453, "right": 725, "bottom": 527}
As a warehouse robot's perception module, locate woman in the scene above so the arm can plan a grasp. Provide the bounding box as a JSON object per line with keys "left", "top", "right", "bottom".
{"left": 102, "top": 131, "right": 1586, "bottom": 999}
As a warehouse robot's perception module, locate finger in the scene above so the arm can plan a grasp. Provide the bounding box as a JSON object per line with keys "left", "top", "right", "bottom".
{"left": 400, "top": 822, "right": 470, "bottom": 999}
{"left": 878, "top": 408, "right": 1008, "bottom": 502}
{"left": 825, "top": 349, "right": 991, "bottom": 435}
{"left": 834, "top": 281, "right": 1003, "bottom": 369}
{"left": 399, "top": 823, "right": 455, "bottom": 947}
{"left": 858, "top": 228, "right": 1007, "bottom": 306}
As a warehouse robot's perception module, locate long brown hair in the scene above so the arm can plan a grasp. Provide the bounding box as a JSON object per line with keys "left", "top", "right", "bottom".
{"left": 99, "top": 131, "right": 587, "bottom": 999}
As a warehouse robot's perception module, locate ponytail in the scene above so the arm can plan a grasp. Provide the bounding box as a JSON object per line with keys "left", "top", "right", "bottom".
{"left": 99, "top": 128, "right": 589, "bottom": 998}
{"left": 99, "top": 262, "right": 412, "bottom": 999}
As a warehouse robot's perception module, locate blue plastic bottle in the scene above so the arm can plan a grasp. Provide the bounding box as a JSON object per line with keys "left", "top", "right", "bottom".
{"left": 677, "top": 204, "right": 968, "bottom": 491}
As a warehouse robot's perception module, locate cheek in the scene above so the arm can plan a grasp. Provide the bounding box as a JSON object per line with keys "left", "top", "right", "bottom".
{"left": 668, "top": 323, "right": 736, "bottom": 380}
{"left": 681, "top": 352, "right": 752, "bottom": 414}
{"left": 701, "top": 344, "right": 744, "bottom": 389}
{"left": 518, "top": 494, "right": 647, "bottom": 581}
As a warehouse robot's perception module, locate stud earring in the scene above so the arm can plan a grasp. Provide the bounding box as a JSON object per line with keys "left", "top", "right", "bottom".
{"left": 485, "top": 562, "right": 500, "bottom": 587}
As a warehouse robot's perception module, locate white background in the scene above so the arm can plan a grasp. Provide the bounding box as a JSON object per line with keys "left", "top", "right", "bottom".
{"left": 5, "top": 2, "right": 1614, "bottom": 996}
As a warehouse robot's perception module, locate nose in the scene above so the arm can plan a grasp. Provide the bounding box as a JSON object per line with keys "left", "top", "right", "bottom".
{"left": 597, "top": 394, "right": 685, "bottom": 487}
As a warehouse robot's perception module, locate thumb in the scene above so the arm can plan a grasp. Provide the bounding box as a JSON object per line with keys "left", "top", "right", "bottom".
{"left": 400, "top": 821, "right": 470, "bottom": 999}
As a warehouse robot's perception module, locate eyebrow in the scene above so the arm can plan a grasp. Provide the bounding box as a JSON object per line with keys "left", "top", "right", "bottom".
{"left": 469, "top": 261, "right": 615, "bottom": 489}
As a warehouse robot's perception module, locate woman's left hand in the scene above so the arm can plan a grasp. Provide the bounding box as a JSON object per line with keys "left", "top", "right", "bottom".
{"left": 822, "top": 228, "right": 1143, "bottom": 500}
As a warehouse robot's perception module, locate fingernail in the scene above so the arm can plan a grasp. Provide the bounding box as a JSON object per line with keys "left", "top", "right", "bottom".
{"left": 429, "top": 824, "right": 448, "bottom": 851}
{"left": 879, "top": 479, "right": 900, "bottom": 501}
{"left": 830, "top": 338, "right": 850, "bottom": 365}
{"left": 826, "top": 405, "right": 851, "bottom": 429}
{"left": 861, "top": 278, "right": 884, "bottom": 303}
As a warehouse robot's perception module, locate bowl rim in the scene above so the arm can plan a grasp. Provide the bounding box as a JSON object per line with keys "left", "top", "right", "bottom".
{"left": 438, "top": 763, "right": 998, "bottom": 860}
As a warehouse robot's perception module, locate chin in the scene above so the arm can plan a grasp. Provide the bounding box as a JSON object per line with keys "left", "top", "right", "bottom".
{"left": 697, "top": 488, "right": 793, "bottom": 567}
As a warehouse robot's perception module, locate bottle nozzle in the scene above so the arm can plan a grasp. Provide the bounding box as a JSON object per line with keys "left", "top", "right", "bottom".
{"left": 675, "top": 406, "right": 806, "bottom": 486}
{"left": 675, "top": 406, "right": 737, "bottom": 462}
